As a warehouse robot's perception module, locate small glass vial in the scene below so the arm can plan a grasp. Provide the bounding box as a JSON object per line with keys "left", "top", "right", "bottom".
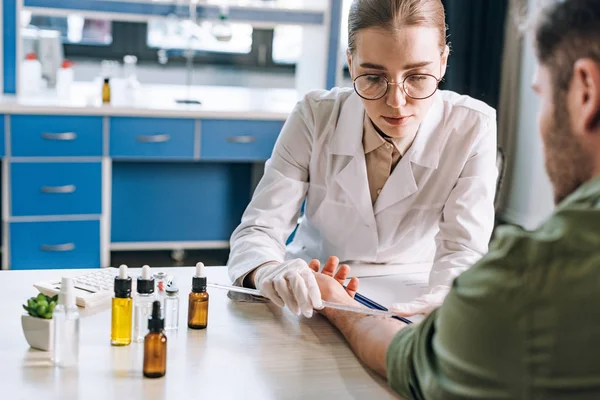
{"left": 164, "top": 283, "right": 180, "bottom": 331}
{"left": 54, "top": 277, "right": 80, "bottom": 368}
{"left": 133, "top": 265, "right": 156, "bottom": 342}
{"left": 111, "top": 264, "right": 133, "bottom": 346}
{"left": 154, "top": 271, "right": 167, "bottom": 314}
{"left": 188, "top": 262, "right": 209, "bottom": 330}
{"left": 143, "top": 301, "right": 167, "bottom": 379}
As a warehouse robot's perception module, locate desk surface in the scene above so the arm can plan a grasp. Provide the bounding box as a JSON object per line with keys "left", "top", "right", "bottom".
{"left": 0, "top": 266, "right": 412, "bottom": 400}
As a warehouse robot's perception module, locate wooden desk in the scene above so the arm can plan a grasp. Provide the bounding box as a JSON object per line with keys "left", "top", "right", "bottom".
{"left": 0, "top": 267, "right": 401, "bottom": 399}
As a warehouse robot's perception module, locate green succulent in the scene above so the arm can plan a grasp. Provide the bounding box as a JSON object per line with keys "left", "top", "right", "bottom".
{"left": 23, "top": 293, "right": 58, "bottom": 319}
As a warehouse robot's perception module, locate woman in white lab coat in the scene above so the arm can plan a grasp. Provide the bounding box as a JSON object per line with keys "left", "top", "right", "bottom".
{"left": 227, "top": 0, "right": 498, "bottom": 318}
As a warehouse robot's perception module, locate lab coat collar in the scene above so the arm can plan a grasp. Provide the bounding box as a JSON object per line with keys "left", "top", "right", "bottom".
{"left": 329, "top": 92, "right": 376, "bottom": 226}
{"left": 330, "top": 91, "right": 445, "bottom": 169}
{"left": 329, "top": 91, "right": 364, "bottom": 156}
{"left": 406, "top": 92, "right": 445, "bottom": 169}
{"left": 373, "top": 93, "right": 445, "bottom": 215}
{"left": 329, "top": 90, "right": 446, "bottom": 220}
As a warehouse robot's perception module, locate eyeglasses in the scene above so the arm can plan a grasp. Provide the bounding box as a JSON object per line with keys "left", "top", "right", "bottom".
{"left": 353, "top": 73, "right": 441, "bottom": 101}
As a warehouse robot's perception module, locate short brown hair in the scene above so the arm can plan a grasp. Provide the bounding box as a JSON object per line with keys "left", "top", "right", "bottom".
{"left": 535, "top": 0, "right": 600, "bottom": 92}
{"left": 347, "top": 0, "right": 447, "bottom": 54}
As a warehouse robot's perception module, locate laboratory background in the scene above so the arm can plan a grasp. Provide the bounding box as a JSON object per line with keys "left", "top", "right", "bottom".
{"left": 0, "top": 0, "right": 546, "bottom": 271}
{"left": 0, "top": 0, "right": 569, "bottom": 397}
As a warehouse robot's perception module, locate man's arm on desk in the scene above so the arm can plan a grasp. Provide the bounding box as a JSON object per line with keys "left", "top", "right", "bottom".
{"left": 310, "top": 248, "right": 524, "bottom": 399}
{"left": 308, "top": 259, "right": 408, "bottom": 378}
{"left": 321, "top": 307, "right": 407, "bottom": 378}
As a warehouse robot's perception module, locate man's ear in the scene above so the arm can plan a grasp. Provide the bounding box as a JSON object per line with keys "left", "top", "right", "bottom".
{"left": 440, "top": 45, "right": 450, "bottom": 79}
{"left": 571, "top": 59, "right": 600, "bottom": 135}
{"left": 346, "top": 49, "right": 354, "bottom": 80}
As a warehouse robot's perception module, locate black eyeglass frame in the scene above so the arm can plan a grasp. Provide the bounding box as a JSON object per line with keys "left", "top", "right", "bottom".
{"left": 352, "top": 73, "right": 442, "bottom": 101}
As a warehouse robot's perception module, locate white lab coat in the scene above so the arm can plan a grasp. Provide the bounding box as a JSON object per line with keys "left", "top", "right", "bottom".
{"left": 228, "top": 87, "right": 498, "bottom": 293}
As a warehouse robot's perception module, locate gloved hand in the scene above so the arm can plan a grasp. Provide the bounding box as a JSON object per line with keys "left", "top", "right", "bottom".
{"left": 253, "top": 258, "right": 323, "bottom": 318}
{"left": 390, "top": 285, "right": 449, "bottom": 317}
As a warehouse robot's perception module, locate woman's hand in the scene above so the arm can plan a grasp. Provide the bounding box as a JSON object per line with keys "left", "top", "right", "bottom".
{"left": 308, "top": 256, "right": 359, "bottom": 307}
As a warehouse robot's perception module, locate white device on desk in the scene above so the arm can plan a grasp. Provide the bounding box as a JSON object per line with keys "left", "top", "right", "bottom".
{"left": 34, "top": 268, "right": 120, "bottom": 308}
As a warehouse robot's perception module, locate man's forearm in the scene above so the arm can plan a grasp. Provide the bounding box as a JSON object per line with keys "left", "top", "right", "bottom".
{"left": 324, "top": 310, "right": 407, "bottom": 378}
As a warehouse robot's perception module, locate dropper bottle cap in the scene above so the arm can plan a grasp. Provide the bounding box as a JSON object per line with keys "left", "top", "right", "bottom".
{"left": 192, "top": 262, "right": 207, "bottom": 293}
{"left": 59, "top": 277, "right": 76, "bottom": 307}
{"left": 137, "top": 265, "right": 155, "bottom": 294}
{"left": 114, "top": 264, "right": 132, "bottom": 298}
{"left": 147, "top": 300, "right": 164, "bottom": 332}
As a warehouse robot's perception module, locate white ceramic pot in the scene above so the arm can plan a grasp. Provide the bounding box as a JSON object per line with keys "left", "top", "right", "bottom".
{"left": 21, "top": 314, "right": 54, "bottom": 351}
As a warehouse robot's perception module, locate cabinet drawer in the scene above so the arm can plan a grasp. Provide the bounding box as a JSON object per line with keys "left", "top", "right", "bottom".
{"left": 11, "top": 162, "right": 102, "bottom": 216}
{"left": 110, "top": 117, "right": 195, "bottom": 159}
{"left": 200, "top": 119, "right": 283, "bottom": 161}
{"left": 10, "top": 220, "right": 100, "bottom": 270}
{"left": 11, "top": 115, "right": 103, "bottom": 157}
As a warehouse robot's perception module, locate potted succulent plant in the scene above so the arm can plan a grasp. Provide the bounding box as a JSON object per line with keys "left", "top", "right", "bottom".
{"left": 22, "top": 293, "right": 58, "bottom": 351}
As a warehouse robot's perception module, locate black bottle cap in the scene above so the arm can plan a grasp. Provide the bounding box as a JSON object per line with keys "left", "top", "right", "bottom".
{"left": 147, "top": 300, "right": 164, "bottom": 332}
{"left": 137, "top": 276, "right": 155, "bottom": 294}
{"left": 104, "top": 77, "right": 109, "bottom": 83}
{"left": 114, "top": 275, "right": 132, "bottom": 298}
{"left": 192, "top": 275, "right": 207, "bottom": 293}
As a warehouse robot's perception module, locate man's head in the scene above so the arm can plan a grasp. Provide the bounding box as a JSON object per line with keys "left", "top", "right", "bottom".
{"left": 533, "top": 0, "right": 600, "bottom": 204}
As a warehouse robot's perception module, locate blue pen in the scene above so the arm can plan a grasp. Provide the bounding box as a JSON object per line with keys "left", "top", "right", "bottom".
{"left": 351, "top": 290, "right": 413, "bottom": 325}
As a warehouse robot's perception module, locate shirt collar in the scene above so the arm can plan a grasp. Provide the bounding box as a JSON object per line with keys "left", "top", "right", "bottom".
{"left": 362, "top": 113, "right": 418, "bottom": 156}
{"left": 362, "top": 113, "right": 386, "bottom": 154}
{"left": 556, "top": 175, "right": 600, "bottom": 210}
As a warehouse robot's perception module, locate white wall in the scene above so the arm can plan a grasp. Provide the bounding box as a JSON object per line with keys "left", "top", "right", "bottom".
{"left": 502, "top": 0, "right": 555, "bottom": 230}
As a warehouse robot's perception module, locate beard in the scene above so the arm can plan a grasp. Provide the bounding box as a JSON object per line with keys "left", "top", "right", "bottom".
{"left": 543, "top": 93, "right": 594, "bottom": 205}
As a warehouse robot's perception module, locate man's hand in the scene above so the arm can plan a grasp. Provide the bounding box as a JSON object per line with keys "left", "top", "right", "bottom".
{"left": 307, "top": 256, "right": 360, "bottom": 314}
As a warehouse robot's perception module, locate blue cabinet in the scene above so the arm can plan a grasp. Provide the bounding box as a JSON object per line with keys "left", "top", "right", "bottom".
{"left": 200, "top": 119, "right": 282, "bottom": 161}
{"left": 10, "top": 220, "right": 101, "bottom": 270}
{"left": 110, "top": 117, "right": 195, "bottom": 159}
{"left": 111, "top": 162, "right": 251, "bottom": 242}
{"left": 3, "top": 113, "right": 287, "bottom": 269}
{"left": 10, "top": 115, "right": 103, "bottom": 157}
{"left": 10, "top": 162, "right": 102, "bottom": 217}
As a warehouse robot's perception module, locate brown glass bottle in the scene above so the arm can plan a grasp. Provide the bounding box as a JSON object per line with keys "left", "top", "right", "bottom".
{"left": 143, "top": 301, "right": 167, "bottom": 378}
{"left": 188, "top": 266, "right": 209, "bottom": 329}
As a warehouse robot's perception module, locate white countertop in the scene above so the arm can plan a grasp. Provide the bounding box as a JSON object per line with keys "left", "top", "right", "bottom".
{"left": 0, "top": 266, "right": 428, "bottom": 399}
{"left": 0, "top": 82, "right": 300, "bottom": 119}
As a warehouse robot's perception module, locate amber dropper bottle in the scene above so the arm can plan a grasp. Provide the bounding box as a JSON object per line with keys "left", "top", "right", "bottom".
{"left": 187, "top": 262, "right": 209, "bottom": 329}
{"left": 143, "top": 300, "right": 167, "bottom": 378}
{"left": 111, "top": 264, "right": 132, "bottom": 346}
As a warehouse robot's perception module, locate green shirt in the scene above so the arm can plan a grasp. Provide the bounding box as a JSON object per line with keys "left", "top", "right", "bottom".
{"left": 387, "top": 176, "right": 600, "bottom": 399}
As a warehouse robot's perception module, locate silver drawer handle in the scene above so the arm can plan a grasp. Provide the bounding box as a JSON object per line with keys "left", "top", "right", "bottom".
{"left": 40, "top": 243, "right": 75, "bottom": 252}
{"left": 41, "top": 185, "right": 76, "bottom": 194}
{"left": 41, "top": 132, "right": 77, "bottom": 141}
{"left": 137, "top": 134, "right": 171, "bottom": 143}
{"left": 226, "top": 136, "right": 256, "bottom": 144}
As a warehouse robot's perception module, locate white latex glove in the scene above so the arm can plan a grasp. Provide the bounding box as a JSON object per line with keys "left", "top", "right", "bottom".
{"left": 253, "top": 258, "right": 323, "bottom": 318}
{"left": 390, "top": 285, "right": 450, "bottom": 317}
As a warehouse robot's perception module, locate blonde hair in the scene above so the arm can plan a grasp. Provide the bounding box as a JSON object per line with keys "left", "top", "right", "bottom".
{"left": 347, "top": 0, "right": 447, "bottom": 53}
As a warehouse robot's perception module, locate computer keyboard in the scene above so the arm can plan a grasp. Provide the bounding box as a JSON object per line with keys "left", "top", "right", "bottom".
{"left": 34, "top": 268, "right": 121, "bottom": 308}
